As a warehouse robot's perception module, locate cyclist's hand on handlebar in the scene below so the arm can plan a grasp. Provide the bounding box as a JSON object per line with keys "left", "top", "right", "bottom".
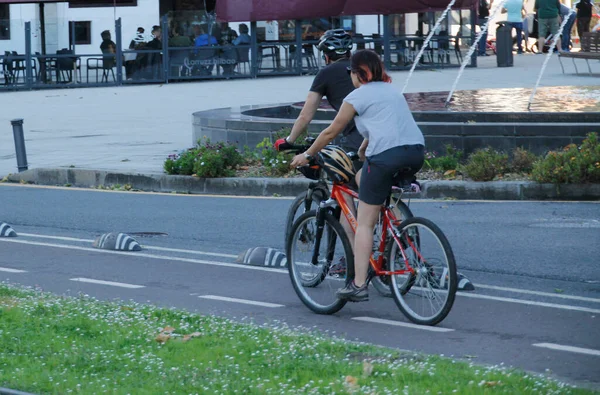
{"left": 290, "top": 153, "right": 309, "bottom": 168}
{"left": 274, "top": 138, "right": 293, "bottom": 151}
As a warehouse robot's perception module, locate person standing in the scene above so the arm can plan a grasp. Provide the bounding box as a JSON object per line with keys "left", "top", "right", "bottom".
{"left": 560, "top": 3, "right": 576, "bottom": 52}
{"left": 576, "top": 0, "right": 594, "bottom": 39}
{"left": 478, "top": 0, "right": 493, "bottom": 56}
{"left": 504, "top": 0, "right": 527, "bottom": 53}
{"left": 534, "top": 0, "right": 562, "bottom": 53}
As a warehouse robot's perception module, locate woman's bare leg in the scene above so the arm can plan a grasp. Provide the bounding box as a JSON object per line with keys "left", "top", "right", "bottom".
{"left": 353, "top": 199, "right": 380, "bottom": 287}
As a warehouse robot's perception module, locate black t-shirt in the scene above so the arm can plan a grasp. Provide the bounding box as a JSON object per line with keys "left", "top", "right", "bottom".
{"left": 100, "top": 39, "right": 116, "bottom": 54}
{"left": 577, "top": 0, "right": 593, "bottom": 18}
{"left": 309, "top": 59, "right": 362, "bottom": 151}
{"left": 479, "top": 0, "right": 490, "bottom": 18}
{"left": 145, "top": 38, "right": 162, "bottom": 50}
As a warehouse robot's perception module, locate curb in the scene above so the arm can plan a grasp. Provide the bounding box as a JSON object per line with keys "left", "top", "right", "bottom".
{"left": 5, "top": 168, "right": 600, "bottom": 201}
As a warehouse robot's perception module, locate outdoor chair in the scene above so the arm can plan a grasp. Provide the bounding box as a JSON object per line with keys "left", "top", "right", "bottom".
{"left": 257, "top": 44, "right": 278, "bottom": 72}
{"left": 235, "top": 46, "right": 250, "bottom": 74}
{"left": 2, "top": 51, "right": 14, "bottom": 85}
{"left": 372, "top": 33, "right": 384, "bottom": 56}
{"left": 10, "top": 51, "right": 26, "bottom": 83}
{"left": 169, "top": 48, "right": 189, "bottom": 77}
{"left": 35, "top": 52, "right": 58, "bottom": 83}
{"left": 290, "top": 43, "right": 318, "bottom": 74}
{"left": 452, "top": 33, "right": 463, "bottom": 64}
{"left": 192, "top": 46, "right": 217, "bottom": 76}
{"left": 56, "top": 48, "right": 81, "bottom": 83}
{"left": 354, "top": 33, "right": 366, "bottom": 50}
{"left": 87, "top": 52, "right": 116, "bottom": 83}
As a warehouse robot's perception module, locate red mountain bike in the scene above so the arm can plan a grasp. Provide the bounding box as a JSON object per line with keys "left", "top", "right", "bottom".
{"left": 285, "top": 143, "right": 457, "bottom": 326}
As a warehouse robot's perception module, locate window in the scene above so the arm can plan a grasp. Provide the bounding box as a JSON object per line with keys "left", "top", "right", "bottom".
{"left": 69, "top": 21, "right": 92, "bottom": 45}
{"left": 0, "top": 4, "right": 9, "bottom": 41}
{"left": 69, "top": 0, "right": 137, "bottom": 8}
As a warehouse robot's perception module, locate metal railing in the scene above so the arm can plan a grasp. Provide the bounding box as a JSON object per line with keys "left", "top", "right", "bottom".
{"left": 0, "top": 16, "right": 475, "bottom": 92}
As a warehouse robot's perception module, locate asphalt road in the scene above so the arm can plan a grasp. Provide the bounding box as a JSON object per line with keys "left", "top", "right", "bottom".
{"left": 0, "top": 184, "right": 599, "bottom": 389}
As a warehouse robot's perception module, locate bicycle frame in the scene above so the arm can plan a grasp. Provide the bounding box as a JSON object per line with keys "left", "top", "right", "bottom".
{"left": 312, "top": 182, "right": 415, "bottom": 278}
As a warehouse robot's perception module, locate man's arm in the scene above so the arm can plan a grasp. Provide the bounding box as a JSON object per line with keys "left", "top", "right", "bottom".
{"left": 287, "top": 91, "right": 322, "bottom": 143}
{"left": 290, "top": 101, "right": 356, "bottom": 167}
{"left": 305, "top": 101, "right": 355, "bottom": 156}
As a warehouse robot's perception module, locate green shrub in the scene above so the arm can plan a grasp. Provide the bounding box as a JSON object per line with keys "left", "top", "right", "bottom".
{"left": 254, "top": 137, "right": 294, "bottom": 177}
{"left": 461, "top": 148, "right": 509, "bottom": 181}
{"left": 511, "top": 147, "right": 539, "bottom": 173}
{"left": 164, "top": 149, "right": 197, "bottom": 175}
{"left": 423, "top": 145, "right": 463, "bottom": 172}
{"left": 531, "top": 133, "right": 600, "bottom": 184}
{"left": 163, "top": 138, "right": 244, "bottom": 177}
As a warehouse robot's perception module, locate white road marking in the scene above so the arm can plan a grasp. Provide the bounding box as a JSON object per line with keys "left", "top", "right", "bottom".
{"left": 198, "top": 295, "right": 284, "bottom": 308}
{"left": 458, "top": 293, "right": 600, "bottom": 314}
{"left": 474, "top": 284, "right": 600, "bottom": 303}
{"left": 352, "top": 317, "right": 454, "bottom": 332}
{"left": 18, "top": 233, "right": 238, "bottom": 258}
{"left": 70, "top": 277, "right": 145, "bottom": 289}
{"left": 533, "top": 343, "right": 600, "bottom": 357}
{"left": 143, "top": 245, "right": 238, "bottom": 258}
{"left": 0, "top": 267, "right": 27, "bottom": 273}
{"left": 0, "top": 238, "right": 287, "bottom": 274}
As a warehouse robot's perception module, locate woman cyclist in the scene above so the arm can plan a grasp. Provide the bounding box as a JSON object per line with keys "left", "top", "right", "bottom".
{"left": 290, "top": 50, "right": 425, "bottom": 302}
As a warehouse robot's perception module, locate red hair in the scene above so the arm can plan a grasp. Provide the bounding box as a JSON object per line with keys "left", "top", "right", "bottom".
{"left": 351, "top": 50, "right": 392, "bottom": 83}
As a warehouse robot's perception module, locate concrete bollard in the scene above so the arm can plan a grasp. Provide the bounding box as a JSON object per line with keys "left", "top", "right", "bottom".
{"left": 10, "top": 119, "right": 28, "bottom": 172}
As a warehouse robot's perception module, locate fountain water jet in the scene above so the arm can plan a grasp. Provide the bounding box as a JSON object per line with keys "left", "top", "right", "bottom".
{"left": 527, "top": 7, "right": 577, "bottom": 111}
{"left": 445, "top": 0, "right": 509, "bottom": 107}
{"left": 401, "top": 0, "right": 458, "bottom": 94}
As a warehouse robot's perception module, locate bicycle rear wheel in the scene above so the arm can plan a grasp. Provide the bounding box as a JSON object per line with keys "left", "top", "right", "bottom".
{"left": 388, "top": 217, "right": 457, "bottom": 326}
{"left": 286, "top": 210, "right": 351, "bottom": 315}
{"left": 371, "top": 201, "right": 414, "bottom": 298}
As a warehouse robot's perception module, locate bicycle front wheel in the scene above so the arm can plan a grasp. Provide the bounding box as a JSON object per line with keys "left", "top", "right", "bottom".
{"left": 286, "top": 210, "right": 351, "bottom": 315}
{"left": 388, "top": 217, "right": 457, "bottom": 326}
{"left": 284, "top": 188, "right": 328, "bottom": 246}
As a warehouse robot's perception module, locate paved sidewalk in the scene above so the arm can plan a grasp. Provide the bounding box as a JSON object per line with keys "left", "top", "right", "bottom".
{"left": 0, "top": 53, "right": 598, "bottom": 178}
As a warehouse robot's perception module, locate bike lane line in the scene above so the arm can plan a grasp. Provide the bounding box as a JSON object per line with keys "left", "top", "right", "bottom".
{"left": 352, "top": 317, "right": 455, "bottom": 332}
{"left": 532, "top": 343, "right": 600, "bottom": 357}
{"left": 70, "top": 277, "right": 145, "bottom": 289}
{"left": 0, "top": 267, "right": 27, "bottom": 273}
{"left": 198, "top": 295, "right": 284, "bottom": 308}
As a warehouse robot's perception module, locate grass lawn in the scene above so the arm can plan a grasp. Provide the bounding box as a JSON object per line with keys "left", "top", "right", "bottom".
{"left": 0, "top": 283, "right": 595, "bottom": 394}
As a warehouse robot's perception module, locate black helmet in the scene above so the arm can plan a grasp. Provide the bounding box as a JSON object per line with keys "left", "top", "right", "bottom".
{"left": 317, "top": 29, "right": 353, "bottom": 55}
{"left": 318, "top": 145, "right": 355, "bottom": 184}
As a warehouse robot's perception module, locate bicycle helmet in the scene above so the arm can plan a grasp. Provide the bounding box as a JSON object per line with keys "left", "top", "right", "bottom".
{"left": 318, "top": 145, "right": 355, "bottom": 184}
{"left": 317, "top": 29, "right": 353, "bottom": 54}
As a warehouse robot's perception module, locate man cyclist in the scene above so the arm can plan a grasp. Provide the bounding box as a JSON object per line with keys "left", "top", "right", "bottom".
{"left": 274, "top": 29, "right": 362, "bottom": 273}
{"left": 274, "top": 29, "right": 362, "bottom": 156}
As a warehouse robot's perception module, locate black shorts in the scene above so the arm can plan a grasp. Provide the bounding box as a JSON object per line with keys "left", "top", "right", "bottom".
{"left": 359, "top": 144, "right": 424, "bottom": 205}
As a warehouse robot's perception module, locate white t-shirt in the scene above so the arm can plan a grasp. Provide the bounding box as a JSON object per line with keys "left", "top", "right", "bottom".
{"left": 343, "top": 82, "right": 424, "bottom": 157}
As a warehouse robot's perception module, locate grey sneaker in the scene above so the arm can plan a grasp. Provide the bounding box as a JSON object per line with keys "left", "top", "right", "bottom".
{"left": 336, "top": 281, "right": 369, "bottom": 302}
